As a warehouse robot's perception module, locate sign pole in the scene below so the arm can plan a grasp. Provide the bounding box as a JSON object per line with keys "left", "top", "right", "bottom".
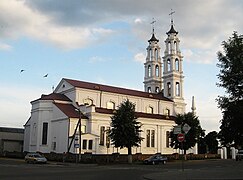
{"left": 181, "top": 141, "right": 184, "bottom": 171}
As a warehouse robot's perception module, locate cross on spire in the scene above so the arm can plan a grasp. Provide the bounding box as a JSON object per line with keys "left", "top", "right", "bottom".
{"left": 150, "top": 18, "right": 156, "bottom": 34}
{"left": 169, "top": 9, "right": 175, "bottom": 24}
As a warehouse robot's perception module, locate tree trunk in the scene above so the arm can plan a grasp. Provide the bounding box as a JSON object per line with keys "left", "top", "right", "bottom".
{"left": 128, "top": 146, "right": 132, "bottom": 164}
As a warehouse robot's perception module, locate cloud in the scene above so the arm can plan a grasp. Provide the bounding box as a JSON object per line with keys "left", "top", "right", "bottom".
{"left": 89, "top": 56, "right": 107, "bottom": 63}
{"left": 134, "top": 52, "right": 146, "bottom": 63}
{"left": 0, "top": 0, "right": 242, "bottom": 57}
{"left": 182, "top": 49, "right": 218, "bottom": 64}
{"left": 0, "top": 84, "right": 48, "bottom": 128}
{"left": 0, "top": 42, "right": 12, "bottom": 51}
{"left": 0, "top": 0, "right": 114, "bottom": 50}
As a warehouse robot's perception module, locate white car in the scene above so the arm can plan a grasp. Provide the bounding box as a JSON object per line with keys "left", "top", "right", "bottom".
{"left": 25, "top": 153, "right": 47, "bottom": 164}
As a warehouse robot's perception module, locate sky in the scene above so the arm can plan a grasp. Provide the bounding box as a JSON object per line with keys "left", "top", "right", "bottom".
{"left": 0, "top": 0, "right": 242, "bottom": 134}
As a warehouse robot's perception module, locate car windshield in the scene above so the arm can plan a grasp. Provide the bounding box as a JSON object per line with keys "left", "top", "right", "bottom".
{"left": 149, "top": 155, "right": 160, "bottom": 159}
{"left": 32, "top": 154, "right": 42, "bottom": 158}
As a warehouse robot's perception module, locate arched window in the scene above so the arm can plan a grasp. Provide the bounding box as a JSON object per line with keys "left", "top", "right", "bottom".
{"left": 107, "top": 101, "right": 115, "bottom": 109}
{"left": 175, "top": 59, "right": 179, "bottom": 71}
{"left": 176, "top": 82, "right": 180, "bottom": 96}
{"left": 148, "top": 65, "right": 151, "bottom": 77}
{"left": 84, "top": 98, "right": 93, "bottom": 105}
{"left": 174, "top": 41, "right": 177, "bottom": 52}
{"left": 167, "top": 59, "right": 171, "bottom": 72}
{"left": 147, "top": 106, "right": 154, "bottom": 114}
{"left": 155, "top": 65, "right": 159, "bottom": 77}
{"left": 165, "top": 109, "right": 170, "bottom": 116}
{"left": 167, "top": 82, "right": 171, "bottom": 96}
{"left": 155, "top": 48, "right": 158, "bottom": 61}
{"left": 147, "top": 87, "right": 151, "bottom": 93}
{"left": 149, "top": 49, "right": 152, "bottom": 61}
{"left": 168, "top": 41, "right": 171, "bottom": 53}
{"left": 155, "top": 87, "right": 159, "bottom": 93}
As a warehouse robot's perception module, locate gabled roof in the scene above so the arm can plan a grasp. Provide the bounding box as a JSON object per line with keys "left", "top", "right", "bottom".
{"left": 95, "top": 107, "right": 175, "bottom": 121}
{"left": 63, "top": 78, "right": 172, "bottom": 102}
{"left": 54, "top": 103, "right": 88, "bottom": 119}
{"left": 39, "top": 93, "right": 72, "bottom": 102}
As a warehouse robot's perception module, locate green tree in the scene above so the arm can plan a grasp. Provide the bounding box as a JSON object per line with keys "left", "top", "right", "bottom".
{"left": 170, "top": 112, "right": 204, "bottom": 154}
{"left": 109, "top": 99, "right": 142, "bottom": 163}
{"left": 205, "top": 131, "right": 219, "bottom": 154}
{"left": 217, "top": 32, "right": 243, "bottom": 148}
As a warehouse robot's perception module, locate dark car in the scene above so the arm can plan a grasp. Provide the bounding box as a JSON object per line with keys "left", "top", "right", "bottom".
{"left": 236, "top": 150, "right": 243, "bottom": 161}
{"left": 143, "top": 154, "right": 167, "bottom": 165}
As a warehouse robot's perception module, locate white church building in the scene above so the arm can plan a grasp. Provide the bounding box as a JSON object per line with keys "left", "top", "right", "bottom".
{"left": 24, "top": 20, "right": 189, "bottom": 155}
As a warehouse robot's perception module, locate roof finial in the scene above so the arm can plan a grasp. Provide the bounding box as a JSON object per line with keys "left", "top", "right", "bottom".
{"left": 169, "top": 9, "right": 175, "bottom": 25}
{"left": 150, "top": 18, "right": 156, "bottom": 34}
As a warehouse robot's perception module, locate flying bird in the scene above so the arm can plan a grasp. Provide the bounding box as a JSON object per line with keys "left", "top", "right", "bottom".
{"left": 20, "top": 69, "right": 25, "bottom": 73}
{"left": 43, "top": 74, "right": 48, "bottom": 78}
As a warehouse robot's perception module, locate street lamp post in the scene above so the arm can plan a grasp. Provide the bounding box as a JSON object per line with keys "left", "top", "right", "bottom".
{"left": 78, "top": 109, "right": 81, "bottom": 162}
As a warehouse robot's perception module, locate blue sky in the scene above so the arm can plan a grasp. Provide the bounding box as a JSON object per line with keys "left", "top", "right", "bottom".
{"left": 0, "top": 0, "right": 242, "bottom": 133}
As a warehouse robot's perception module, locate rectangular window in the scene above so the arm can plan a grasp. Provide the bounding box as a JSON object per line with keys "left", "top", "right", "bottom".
{"left": 166, "top": 131, "right": 170, "bottom": 148}
{"left": 88, "top": 140, "right": 93, "bottom": 150}
{"left": 106, "top": 127, "right": 110, "bottom": 147}
{"left": 52, "top": 142, "right": 56, "bottom": 150}
{"left": 151, "top": 130, "right": 155, "bottom": 147}
{"left": 83, "top": 139, "right": 87, "bottom": 150}
{"left": 100, "top": 126, "right": 105, "bottom": 145}
{"left": 42, "top": 122, "right": 48, "bottom": 145}
{"left": 146, "top": 130, "right": 150, "bottom": 147}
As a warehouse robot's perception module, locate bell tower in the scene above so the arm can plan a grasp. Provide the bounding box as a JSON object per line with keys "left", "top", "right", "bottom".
{"left": 144, "top": 20, "right": 163, "bottom": 93}
{"left": 163, "top": 17, "right": 186, "bottom": 114}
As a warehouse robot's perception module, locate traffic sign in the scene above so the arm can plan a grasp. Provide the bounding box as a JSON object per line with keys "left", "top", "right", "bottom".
{"left": 182, "top": 123, "right": 191, "bottom": 134}
{"left": 177, "top": 133, "right": 185, "bottom": 142}
{"left": 173, "top": 125, "right": 181, "bottom": 134}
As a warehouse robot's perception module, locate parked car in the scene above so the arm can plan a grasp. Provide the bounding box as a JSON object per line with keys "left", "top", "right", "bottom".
{"left": 25, "top": 153, "right": 47, "bottom": 164}
{"left": 143, "top": 154, "right": 167, "bottom": 165}
{"left": 236, "top": 150, "right": 243, "bottom": 161}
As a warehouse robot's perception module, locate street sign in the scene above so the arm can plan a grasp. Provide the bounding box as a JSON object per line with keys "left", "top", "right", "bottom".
{"left": 182, "top": 123, "right": 191, "bottom": 134}
{"left": 173, "top": 125, "right": 182, "bottom": 134}
{"left": 177, "top": 133, "right": 185, "bottom": 142}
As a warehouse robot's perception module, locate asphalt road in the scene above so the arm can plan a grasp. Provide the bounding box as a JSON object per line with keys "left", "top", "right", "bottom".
{"left": 0, "top": 158, "right": 243, "bottom": 180}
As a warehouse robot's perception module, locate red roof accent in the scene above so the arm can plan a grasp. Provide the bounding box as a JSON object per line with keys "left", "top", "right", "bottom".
{"left": 54, "top": 103, "right": 88, "bottom": 119}
{"left": 39, "top": 93, "right": 72, "bottom": 102}
{"left": 64, "top": 78, "right": 172, "bottom": 102}
{"left": 95, "top": 107, "right": 175, "bottom": 121}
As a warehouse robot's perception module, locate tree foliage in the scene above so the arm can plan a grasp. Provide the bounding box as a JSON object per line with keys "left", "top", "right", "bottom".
{"left": 170, "top": 112, "right": 204, "bottom": 153}
{"left": 204, "top": 131, "right": 219, "bottom": 154}
{"left": 109, "top": 99, "right": 142, "bottom": 156}
{"left": 217, "top": 32, "right": 243, "bottom": 147}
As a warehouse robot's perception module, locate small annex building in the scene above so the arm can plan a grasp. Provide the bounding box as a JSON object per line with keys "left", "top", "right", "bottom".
{"left": 24, "top": 21, "right": 190, "bottom": 155}
{"left": 0, "top": 127, "right": 24, "bottom": 155}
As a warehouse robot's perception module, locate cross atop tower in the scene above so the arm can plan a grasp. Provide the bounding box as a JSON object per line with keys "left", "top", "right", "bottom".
{"left": 169, "top": 9, "right": 175, "bottom": 24}
{"left": 150, "top": 18, "right": 156, "bottom": 34}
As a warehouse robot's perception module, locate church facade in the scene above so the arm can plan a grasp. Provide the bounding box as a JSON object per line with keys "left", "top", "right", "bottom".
{"left": 23, "top": 21, "right": 187, "bottom": 155}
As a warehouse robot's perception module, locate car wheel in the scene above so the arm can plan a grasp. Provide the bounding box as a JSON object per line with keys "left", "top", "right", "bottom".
{"left": 162, "top": 161, "right": 166, "bottom": 164}
{"left": 152, "top": 161, "right": 155, "bottom": 165}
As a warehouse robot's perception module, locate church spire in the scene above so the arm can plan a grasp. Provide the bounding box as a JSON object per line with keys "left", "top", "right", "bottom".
{"left": 162, "top": 12, "right": 186, "bottom": 114}
{"left": 144, "top": 18, "right": 162, "bottom": 93}
{"left": 191, "top": 96, "right": 196, "bottom": 115}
